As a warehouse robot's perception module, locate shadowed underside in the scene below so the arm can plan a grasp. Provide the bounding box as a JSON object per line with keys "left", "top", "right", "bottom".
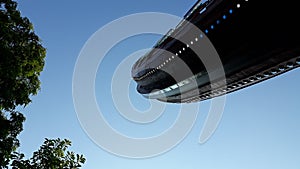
{"left": 131, "top": 0, "right": 300, "bottom": 103}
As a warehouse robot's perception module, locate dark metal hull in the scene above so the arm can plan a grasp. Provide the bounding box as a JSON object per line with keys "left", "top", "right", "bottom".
{"left": 131, "top": 0, "right": 300, "bottom": 103}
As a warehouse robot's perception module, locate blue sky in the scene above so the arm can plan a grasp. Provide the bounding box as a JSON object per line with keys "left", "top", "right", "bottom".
{"left": 16, "top": 0, "right": 300, "bottom": 168}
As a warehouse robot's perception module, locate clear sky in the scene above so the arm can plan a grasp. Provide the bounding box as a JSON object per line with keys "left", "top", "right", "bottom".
{"left": 16, "top": 0, "right": 300, "bottom": 168}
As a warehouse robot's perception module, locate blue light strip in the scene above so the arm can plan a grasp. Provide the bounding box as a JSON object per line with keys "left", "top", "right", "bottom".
{"left": 202, "top": 1, "right": 245, "bottom": 36}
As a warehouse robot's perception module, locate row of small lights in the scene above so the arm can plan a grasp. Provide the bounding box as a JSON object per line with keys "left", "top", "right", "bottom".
{"left": 135, "top": 0, "right": 247, "bottom": 81}
{"left": 185, "top": 56, "right": 300, "bottom": 103}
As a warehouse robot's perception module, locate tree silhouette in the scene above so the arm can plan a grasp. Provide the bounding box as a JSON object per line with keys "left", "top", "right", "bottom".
{"left": 0, "top": 0, "right": 45, "bottom": 110}
{"left": 0, "top": 0, "right": 85, "bottom": 168}
{"left": 0, "top": 111, "right": 25, "bottom": 167}
{"left": 11, "top": 138, "right": 86, "bottom": 169}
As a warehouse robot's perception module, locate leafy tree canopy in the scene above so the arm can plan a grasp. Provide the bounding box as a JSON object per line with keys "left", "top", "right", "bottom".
{"left": 0, "top": 0, "right": 46, "bottom": 111}
{"left": 0, "top": 0, "right": 45, "bottom": 166}
{"left": 11, "top": 138, "right": 86, "bottom": 169}
{"left": 0, "top": 111, "right": 25, "bottom": 167}
{"left": 0, "top": 1, "right": 85, "bottom": 168}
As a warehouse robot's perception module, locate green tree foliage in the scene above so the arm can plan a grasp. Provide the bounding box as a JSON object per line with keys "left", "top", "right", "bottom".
{"left": 0, "top": 0, "right": 45, "bottom": 166}
{"left": 0, "top": 111, "right": 25, "bottom": 167}
{"left": 0, "top": 0, "right": 46, "bottom": 110}
{"left": 11, "top": 138, "right": 86, "bottom": 169}
{"left": 0, "top": 1, "right": 86, "bottom": 168}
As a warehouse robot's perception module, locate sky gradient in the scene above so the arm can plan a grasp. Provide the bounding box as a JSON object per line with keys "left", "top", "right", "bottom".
{"left": 16, "top": 0, "right": 300, "bottom": 168}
